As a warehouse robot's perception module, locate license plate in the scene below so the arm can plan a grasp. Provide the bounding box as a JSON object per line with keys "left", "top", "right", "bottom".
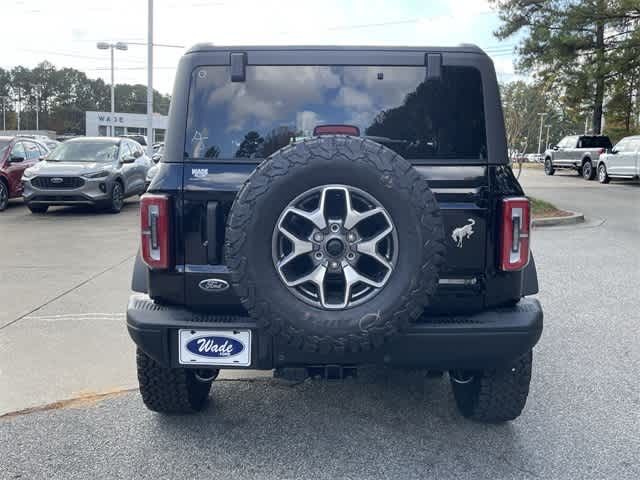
{"left": 178, "top": 329, "right": 251, "bottom": 366}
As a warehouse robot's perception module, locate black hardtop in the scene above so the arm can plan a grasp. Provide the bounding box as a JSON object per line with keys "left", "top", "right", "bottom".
{"left": 186, "top": 43, "right": 488, "bottom": 55}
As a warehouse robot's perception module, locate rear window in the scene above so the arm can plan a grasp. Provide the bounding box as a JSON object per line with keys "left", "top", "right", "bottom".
{"left": 579, "top": 136, "right": 612, "bottom": 149}
{"left": 184, "top": 65, "right": 486, "bottom": 161}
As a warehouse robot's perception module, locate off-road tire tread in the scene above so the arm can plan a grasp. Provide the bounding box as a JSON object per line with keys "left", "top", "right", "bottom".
{"left": 225, "top": 136, "right": 445, "bottom": 354}
{"left": 451, "top": 351, "right": 532, "bottom": 423}
{"left": 136, "top": 348, "right": 211, "bottom": 413}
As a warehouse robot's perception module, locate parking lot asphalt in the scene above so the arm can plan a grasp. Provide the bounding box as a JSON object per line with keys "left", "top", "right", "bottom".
{"left": 1, "top": 167, "right": 639, "bottom": 479}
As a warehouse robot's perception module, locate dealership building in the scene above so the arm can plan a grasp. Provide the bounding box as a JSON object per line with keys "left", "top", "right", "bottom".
{"left": 85, "top": 111, "right": 168, "bottom": 143}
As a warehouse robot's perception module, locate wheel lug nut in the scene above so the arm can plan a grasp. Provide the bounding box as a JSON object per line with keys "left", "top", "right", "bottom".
{"left": 330, "top": 224, "right": 340, "bottom": 233}
{"left": 313, "top": 232, "right": 324, "bottom": 242}
{"left": 347, "top": 252, "right": 355, "bottom": 260}
{"left": 314, "top": 252, "right": 323, "bottom": 260}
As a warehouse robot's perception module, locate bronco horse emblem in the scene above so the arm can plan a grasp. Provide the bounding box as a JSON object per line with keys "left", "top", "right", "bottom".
{"left": 451, "top": 218, "right": 476, "bottom": 248}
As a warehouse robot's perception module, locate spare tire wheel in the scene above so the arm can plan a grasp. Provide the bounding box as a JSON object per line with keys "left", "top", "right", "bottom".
{"left": 224, "top": 137, "right": 445, "bottom": 353}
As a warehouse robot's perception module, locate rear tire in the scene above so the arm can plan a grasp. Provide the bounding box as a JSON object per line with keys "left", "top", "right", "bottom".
{"left": 450, "top": 351, "right": 532, "bottom": 422}
{"left": 544, "top": 158, "right": 555, "bottom": 175}
{"left": 582, "top": 160, "right": 596, "bottom": 180}
{"left": 27, "top": 204, "right": 49, "bottom": 214}
{"left": 136, "top": 348, "right": 212, "bottom": 413}
{"left": 598, "top": 164, "right": 610, "bottom": 184}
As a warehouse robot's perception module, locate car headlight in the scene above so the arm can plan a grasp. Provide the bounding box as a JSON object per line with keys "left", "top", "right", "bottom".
{"left": 83, "top": 170, "right": 110, "bottom": 179}
{"left": 22, "top": 168, "right": 35, "bottom": 179}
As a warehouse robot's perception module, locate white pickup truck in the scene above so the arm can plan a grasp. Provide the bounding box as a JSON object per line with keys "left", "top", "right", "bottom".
{"left": 596, "top": 135, "right": 640, "bottom": 183}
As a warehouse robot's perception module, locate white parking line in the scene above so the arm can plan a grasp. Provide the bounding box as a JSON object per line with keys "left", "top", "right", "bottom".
{"left": 24, "top": 313, "right": 125, "bottom": 322}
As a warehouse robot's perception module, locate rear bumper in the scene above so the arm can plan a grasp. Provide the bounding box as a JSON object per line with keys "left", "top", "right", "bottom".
{"left": 126, "top": 294, "right": 543, "bottom": 370}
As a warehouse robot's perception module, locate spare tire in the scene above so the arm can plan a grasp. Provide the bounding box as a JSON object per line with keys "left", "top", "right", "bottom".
{"left": 224, "top": 136, "right": 445, "bottom": 353}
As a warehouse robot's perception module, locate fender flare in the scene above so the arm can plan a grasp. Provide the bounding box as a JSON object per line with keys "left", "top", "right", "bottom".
{"left": 131, "top": 249, "right": 149, "bottom": 293}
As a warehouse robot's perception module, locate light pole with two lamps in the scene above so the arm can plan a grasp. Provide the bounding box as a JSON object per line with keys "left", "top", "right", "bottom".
{"left": 96, "top": 41, "right": 128, "bottom": 135}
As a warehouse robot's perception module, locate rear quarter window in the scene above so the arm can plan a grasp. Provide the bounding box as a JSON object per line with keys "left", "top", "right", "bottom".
{"left": 184, "top": 65, "right": 487, "bottom": 161}
{"left": 579, "top": 137, "right": 612, "bottom": 149}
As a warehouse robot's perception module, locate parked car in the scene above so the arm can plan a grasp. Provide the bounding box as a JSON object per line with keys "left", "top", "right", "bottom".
{"left": 0, "top": 136, "right": 49, "bottom": 211}
{"left": 22, "top": 137, "right": 152, "bottom": 213}
{"left": 144, "top": 162, "right": 159, "bottom": 190}
{"left": 17, "top": 134, "right": 60, "bottom": 151}
{"left": 119, "top": 134, "right": 148, "bottom": 146}
{"left": 151, "top": 144, "right": 164, "bottom": 163}
{"left": 543, "top": 134, "right": 612, "bottom": 180}
{"left": 127, "top": 45, "right": 542, "bottom": 423}
{"left": 596, "top": 135, "right": 640, "bottom": 183}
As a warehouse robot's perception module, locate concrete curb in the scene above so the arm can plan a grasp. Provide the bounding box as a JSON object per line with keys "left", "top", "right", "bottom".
{"left": 533, "top": 210, "right": 584, "bottom": 227}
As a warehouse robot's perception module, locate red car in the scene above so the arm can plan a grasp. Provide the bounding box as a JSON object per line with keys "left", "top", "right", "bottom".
{"left": 0, "top": 136, "right": 49, "bottom": 211}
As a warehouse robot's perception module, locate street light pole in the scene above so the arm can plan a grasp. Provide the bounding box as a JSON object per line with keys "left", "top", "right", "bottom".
{"left": 147, "top": 0, "right": 154, "bottom": 155}
{"left": 16, "top": 88, "right": 22, "bottom": 131}
{"left": 110, "top": 46, "right": 115, "bottom": 116}
{"left": 537, "top": 112, "right": 547, "bottom": 155}
{"left": 0, "top": 96, "right": 7, "bottom": 131}
{"left": 97, "top": 41, "right": 128, "bottom": 135}
{"left": 545, "top": 125, "right": 551, "bottom": 150}
{"left": 35, "top": 84, "right": 43, "bottom": 131}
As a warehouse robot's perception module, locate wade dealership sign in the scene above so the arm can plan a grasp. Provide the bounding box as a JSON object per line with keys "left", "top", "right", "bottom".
{"left": 85, "top": 111, "right": 168, "bottom": 136}
{"left": 96, "top": 114, "right": 126, "bottom": 124}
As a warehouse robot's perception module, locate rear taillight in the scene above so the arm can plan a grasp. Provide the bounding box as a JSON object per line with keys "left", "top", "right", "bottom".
{"left": 141, "top": 194, "right": 171, "bottom": 269}
{"left": 598, "top": 148, "right": 606, "bottom": 154}
{"left": 499, "top": 197, "right": 530, "bottom": 271}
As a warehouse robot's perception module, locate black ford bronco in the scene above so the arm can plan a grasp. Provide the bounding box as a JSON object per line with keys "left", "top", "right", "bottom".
{"left": 127, "top": 45, "right": 542, "bottom": 422}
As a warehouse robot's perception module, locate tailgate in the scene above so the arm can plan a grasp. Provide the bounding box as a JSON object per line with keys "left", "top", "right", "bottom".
{"left": 181, "top": 161, "right": 489, "bottom": 313}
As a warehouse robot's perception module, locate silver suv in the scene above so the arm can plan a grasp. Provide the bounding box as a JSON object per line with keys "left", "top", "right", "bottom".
{"left": 22, "top": 137, "right": 152, "bottom": 213}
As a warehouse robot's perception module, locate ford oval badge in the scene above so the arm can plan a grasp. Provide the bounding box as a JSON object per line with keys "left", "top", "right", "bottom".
{"left": 186, "top": 335, "right": 244, "bottom": 358}
{"left": 199, "top": 278, "right": 229, "bottom": 293}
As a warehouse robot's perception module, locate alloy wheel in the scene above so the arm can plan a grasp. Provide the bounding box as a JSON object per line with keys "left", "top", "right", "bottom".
{"left": 112, "top": 183, "right": 124, "bottom": 210}
{"left": 272, "top": 184, "right": 398, "bottom": 310}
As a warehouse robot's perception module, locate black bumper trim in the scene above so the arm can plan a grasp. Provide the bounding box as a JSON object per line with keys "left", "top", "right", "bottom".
{"left": 127, "top": 294, "right": 542, "bottom": 370}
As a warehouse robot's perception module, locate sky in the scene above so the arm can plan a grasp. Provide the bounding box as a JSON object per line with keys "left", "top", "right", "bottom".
{"left": 1, "top": 0, "right": 520, "bottom": 96}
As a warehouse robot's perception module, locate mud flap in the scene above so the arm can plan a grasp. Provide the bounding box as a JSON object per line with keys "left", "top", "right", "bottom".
{"left": 131, "top": 250, "right": 149, "bottom": 294}
{"left": 522, "top": 253, "right": 539, "bottom": 296}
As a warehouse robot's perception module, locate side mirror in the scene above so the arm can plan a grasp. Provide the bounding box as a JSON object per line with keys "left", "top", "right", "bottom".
{"left": 133, "top": 150, "right": 142, "bottom": 158}
{"left": 121, "top": 155, "right": 136, "bottom": 164}
{"left": 611, "top": 148, "right": 618, "bottom": 154}
{"left": 552, "top": 145, "right": 559, "bottom": 150}
{"left": 10, "top": 155, "right": 25, "bottom": 163}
